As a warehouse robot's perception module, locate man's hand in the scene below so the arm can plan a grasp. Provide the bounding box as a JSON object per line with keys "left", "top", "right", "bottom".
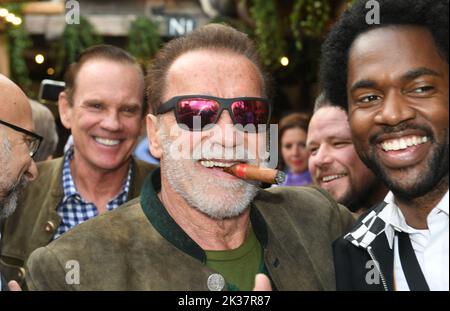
{"left": 8, "top": 280, "right": 22, "bottom": 291}
{"left": 253, "top": 273, "right": 272, "bottom": 291}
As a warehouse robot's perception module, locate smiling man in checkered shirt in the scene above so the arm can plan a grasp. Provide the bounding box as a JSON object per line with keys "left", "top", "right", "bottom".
{"left": 0, "top": 45, "right": 156, "bottom": 286}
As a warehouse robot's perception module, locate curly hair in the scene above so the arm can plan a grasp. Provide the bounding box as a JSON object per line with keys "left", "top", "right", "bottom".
{"left": 320, "top": 0, "right": 449, "bottom": 109}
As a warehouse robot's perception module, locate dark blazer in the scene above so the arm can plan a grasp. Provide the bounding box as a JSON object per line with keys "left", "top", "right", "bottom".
{"left": 0, "top": 157, "right": 156, "bottom": 286}
{"left": 333, "top": 202, "right": 394, "bottom": 291}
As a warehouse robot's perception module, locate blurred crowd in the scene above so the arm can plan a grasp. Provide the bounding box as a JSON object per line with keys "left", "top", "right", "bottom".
{"left": 0, "top": 0, "right": 447, "bottom": 292}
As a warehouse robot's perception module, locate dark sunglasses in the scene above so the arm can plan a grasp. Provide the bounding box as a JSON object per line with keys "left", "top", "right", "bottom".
{"left": 157, "top": 95, "right": 272, "bottom": 132}
{"left": 0, "top": 119, "right": 43, "bottom": 158}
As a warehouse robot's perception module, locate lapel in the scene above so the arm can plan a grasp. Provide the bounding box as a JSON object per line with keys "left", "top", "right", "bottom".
{"left": 29, "top": 159, "right": 64, "bottom": 248}
{"left": 252, "top": 190, "right": 324, "bottom": 290}
{"left": 344, "top": 201, "right": 395, "bottom": 291}
{"left": 370, "top": 232, "right": 395, "bottom": 291}
{"left": 128, "top": 158, "right": 156, "bottom": 199}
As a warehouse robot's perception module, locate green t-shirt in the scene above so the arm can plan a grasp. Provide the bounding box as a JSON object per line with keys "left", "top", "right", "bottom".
{"left": 205, "top": 226, "right": 264, "bottom": 291}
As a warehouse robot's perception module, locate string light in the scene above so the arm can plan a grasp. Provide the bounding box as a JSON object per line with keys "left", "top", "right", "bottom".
{"left": 280, "top": 56, "right": 289, "bottom": 67}
{"left": 0, "top": 8, "right": 9, "bottom": 18}
{"left": 0, "top": 7, "right": 23, "bottom": 26}
{"left": 5, "top": 13, "right": 15, "bottom": 23}
{"left": 35, "top": 54, "right": 45, "bottom": 64}
{"left": 12, "top": 16, "right": 22, "bottom": 26}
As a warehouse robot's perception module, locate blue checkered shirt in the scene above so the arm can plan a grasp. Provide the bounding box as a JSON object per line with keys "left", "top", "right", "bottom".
{"left": 54, "top": 147, "right": 132, "bottom": 240}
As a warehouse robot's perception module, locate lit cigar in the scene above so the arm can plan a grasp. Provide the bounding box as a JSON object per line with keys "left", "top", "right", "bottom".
{"left": 223, "top": 164, "right": 286, "bottom": 185}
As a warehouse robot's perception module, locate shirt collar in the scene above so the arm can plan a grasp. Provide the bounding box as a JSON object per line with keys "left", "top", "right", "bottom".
{"left": 379, "top": 190, "right": 449, "bottom": 249}
{"left": 61, "top": 146, "right": 133, "bottom": 204}
{"left": 436, "top": 190, "right": 449, "bottom": 215}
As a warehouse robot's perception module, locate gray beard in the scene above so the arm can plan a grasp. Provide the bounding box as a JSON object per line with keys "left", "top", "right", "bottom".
{"left": 159, "top": 127, "right": 260, "bottom": 220}
{"left": 0, "top": 176, "right": 27, "bottom": 219}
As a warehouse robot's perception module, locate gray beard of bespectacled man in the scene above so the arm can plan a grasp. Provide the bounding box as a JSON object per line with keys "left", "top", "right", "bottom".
{"left": 0, "top": 142, "right": 28, "bottom": 219}
{"left": 0, "top": 177, "right": 27, "bottom": 219}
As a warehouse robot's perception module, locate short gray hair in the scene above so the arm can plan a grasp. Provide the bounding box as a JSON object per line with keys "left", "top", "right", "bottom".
{"left": 29, "top": 100, "right": 59, "bottom": 161}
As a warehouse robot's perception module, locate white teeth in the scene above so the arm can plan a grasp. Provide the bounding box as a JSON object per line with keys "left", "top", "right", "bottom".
{"left": 381, "top": 136, "right": 429, "bottom": 151}
{"left": 322, "top": 174, "right": 346, "bottom": 182}
{"left": 95, "top": 137, "right": 120, "bottom": 146}
{"left": 199, "top": 160, "right": 236, "bottom": 168}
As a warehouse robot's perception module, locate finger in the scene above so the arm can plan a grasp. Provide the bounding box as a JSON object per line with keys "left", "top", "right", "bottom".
{"left": 253, "top": 273, "right": 272, "bottom": 291}
{"left": 8, "top": 280, "right": 22, "bottom": 291}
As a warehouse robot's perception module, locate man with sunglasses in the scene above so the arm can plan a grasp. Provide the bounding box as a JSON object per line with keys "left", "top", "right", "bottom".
{"left": 0, "top": 45, "right": 156, "bottom": 287}
{"left": 24, "top": 24, "right": 354, "bottom": 291}
{"left": 0, "top": 74, "right": 40, "bottom": 291}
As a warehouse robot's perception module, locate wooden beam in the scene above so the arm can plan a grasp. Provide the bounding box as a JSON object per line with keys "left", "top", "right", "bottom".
{"left": 22, "top": 2, "right": 65, "bottom": 15}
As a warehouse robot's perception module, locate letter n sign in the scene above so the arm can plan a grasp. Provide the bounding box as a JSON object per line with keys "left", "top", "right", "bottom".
{"left": 167, "top": 16, "right": 196, "bottom": 37}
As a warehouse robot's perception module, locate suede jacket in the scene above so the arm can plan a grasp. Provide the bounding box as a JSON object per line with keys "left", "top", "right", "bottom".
{"left": 0, "top": 157, "right": 156, "bottom": 285}
{"left": 25, "top": 168, "right": 355, "bottom": 291}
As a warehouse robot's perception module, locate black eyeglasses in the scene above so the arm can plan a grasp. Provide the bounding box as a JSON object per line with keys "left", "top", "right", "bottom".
{"left": 0, "top": 119, "right": 43, "bottom": 158}
{"left": 157, "top": 95, "right": 272, "bottom": 132}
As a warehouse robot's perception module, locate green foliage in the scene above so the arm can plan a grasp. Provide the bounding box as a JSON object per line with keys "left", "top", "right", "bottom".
{"left": 4, "top": 3, "right": 32, "bottom": 94}
{"left": 6, "top": 25, "right": 32, "bottom": 94}
{"left": 127, "top": 16, "right": 161, "bottom": 67}
{"left": 249, "top": 0, "right": 286, "bottom": 70}
{"left": 55, "top": 15, "right": 102, "bottom": 75}
{"left": 248, "top": 0, "right": 332, "bottom": 68}
{"left": 290, "top": 0, "right": 331, "bottom": 51}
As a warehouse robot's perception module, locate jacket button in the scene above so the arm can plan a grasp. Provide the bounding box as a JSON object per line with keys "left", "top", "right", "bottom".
{"left": 272, "top": 258, "right": 280, "bottom": 268}
{"left": 17, "top": 267, "right": 26, "bottom": 280}
{"left": 207, "top": 273, "right": 225, "bottom": 291}
{"left": 44, "top": 221, "right": 56, "bottom": 233}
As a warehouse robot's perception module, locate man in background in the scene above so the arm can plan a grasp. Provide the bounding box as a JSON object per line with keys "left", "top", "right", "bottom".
{"left": 0, "top": 45, "right": 156, "bottom": 286}
{"left": 0, "top": 74, "right": 40, "bottom": 291}
{"left": 307, "top": 94, "right": 387, "bottom": 214}
{"left": 29, "top": 99, "right": 59, "bottom": 162}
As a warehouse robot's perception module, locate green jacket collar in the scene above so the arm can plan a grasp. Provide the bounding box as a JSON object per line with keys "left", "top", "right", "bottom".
{"left": 140, "top": 168, "right": 268, "bottom": 264}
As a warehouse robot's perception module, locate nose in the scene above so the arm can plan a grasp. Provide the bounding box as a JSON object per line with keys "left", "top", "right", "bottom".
{"left": 292, "top": 145, "right": 302, "bottom": 157}
{"left": 374, "top": 91, "right": 416, "bottom": 126}
{"left": 25, "top": 159, "right": 38, "bottom": 182}
{"left": 100, "top": 111, "right": 122, "bottom": 132}
{"left": 213, "top": 110, "right": 240, "bottom": 148}
{"left": 312, "top": 145, "right": 333, "bottom": 168}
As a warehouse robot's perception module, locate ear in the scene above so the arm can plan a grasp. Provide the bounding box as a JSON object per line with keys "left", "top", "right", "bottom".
{"left": 146, "top": 114, "right": 163, "bottom": 159}
{"left": 58, "top": 92, "right": 72, "bottom": 130}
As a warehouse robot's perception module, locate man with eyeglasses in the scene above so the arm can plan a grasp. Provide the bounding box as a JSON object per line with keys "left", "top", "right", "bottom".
{"left": 0, "top": 74, "right": 40, "bottom": 291}
{"left": 0, "top": 45, "right": 156, "bottom": 287}
{"left": 25, "top": 24, "right": 354, "bottom": 291}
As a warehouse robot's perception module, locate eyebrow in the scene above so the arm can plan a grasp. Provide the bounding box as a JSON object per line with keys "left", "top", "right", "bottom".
{"left": 350, "top": 67, "right": 441, "bottom": 93}
{"left": 350, "top": 79, "right": 377, "bottom": 93}
{"left": 401, "top": 67, "right": 440, "bottom": 82}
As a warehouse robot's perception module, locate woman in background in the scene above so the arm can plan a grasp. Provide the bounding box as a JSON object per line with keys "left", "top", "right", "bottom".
{"left": 277, "top": 112, "right": 312, "bottom": 186}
